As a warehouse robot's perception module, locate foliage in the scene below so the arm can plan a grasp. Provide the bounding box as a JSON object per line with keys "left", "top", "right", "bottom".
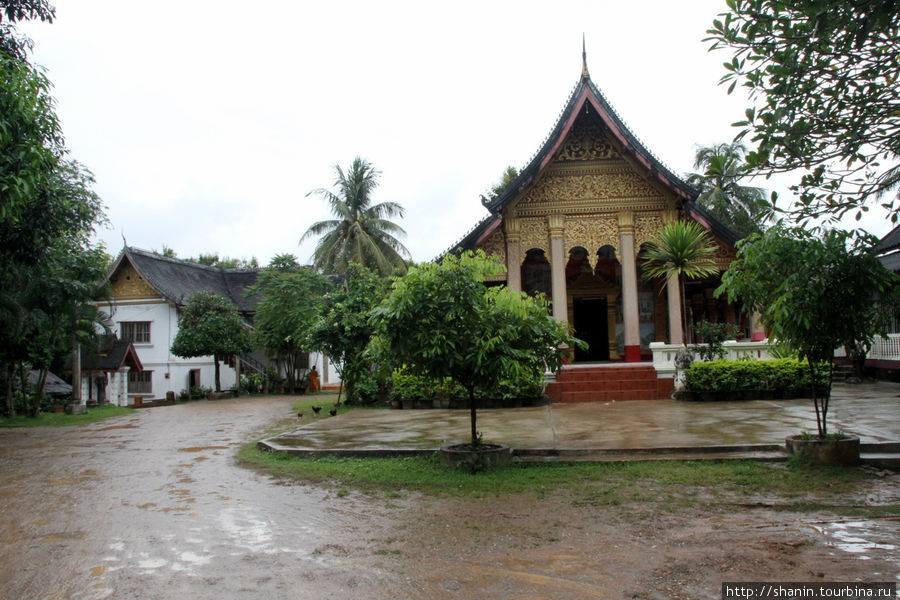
{"left": 640, "top": 221, "right": 719, "bottom": 343}
{"left": 187, "top": 253, "right": 258, "bottom": 269}
{"left": 370, "top": 251, "right": 576, "bottom": 446}
{"left": 248, "top": 255, "right": 331, "bottom": 393}
{"left": 301, "top": 157, "right": 410, "bottom": 276}
{"left": 390, "top": 366, "right": 544, "bottom": 404}
{"left": 170, "top": 291, "right": 253, "bottom": 392}
{"left": 686, "top": 142, "right": 771, "bottom": 238}
{"left": 707, "top": 0, "right": 900, "bottom": 222}
{"left": 683, "top": 358, "right": 827, "bottom": 393}
{"left": 0, "top": 0, "right": 55, "bottom": 62}
{"left": 482, "top": 165, "right": 519, "bottom": 201}
{"left": 1, "top": 404, "right": 132, "bottom": 428}
{"left": 717, "top": 226, "right": 895, "bottom": 435}
{"left": 308, "top": 264, "right": 389, "bottom": 405}
{"left": 239, "top": 373, "right": 262, "bottom": 394}
{"left": 693, "top": 320, "right": 741, "bottom": 361}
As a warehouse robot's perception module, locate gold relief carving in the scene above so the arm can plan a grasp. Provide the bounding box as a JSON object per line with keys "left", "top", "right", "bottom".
{"left": 635, "top": 214, "right": 664, "bottom": 250}
{"left": 518, "top": 170, "right": 663, "bottom": 209}
{"left": 477, "top": 229, "right": 507, "bottom": 266}
{"left": 111, "top": 264, "right": 160, "bottom": 300}
{"left": 505, "top": 217, "right": 520, "bottom": 242}
{"left": 564, "top": 217, "right": 619, "bottom": 258}
{"left": 548, "top": 214, "right": 565, "bottom": 237}
{"left": 617, "top": 211, "right": 634, "bottom": 235}
{"left": 556, "top": 120, "right": 622, "bottom": 161}
{"left": 713, "top": 237, "right": 737, "bottom": 270}
{"left": 519, "top": 218, "right": 549, "bottom": 253}
{"left": 661, "top": 209, "right": 679, "bottom": 224}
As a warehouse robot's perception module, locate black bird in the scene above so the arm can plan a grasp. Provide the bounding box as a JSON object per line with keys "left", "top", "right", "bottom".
{"left": 311, "top": 406, "right": 322, "bottom": 414}
{"left": 297, "top": 411, "right": 303, "bottom": 419}
{"left": 328, "top": 408, "right": 337, "bottom": 417}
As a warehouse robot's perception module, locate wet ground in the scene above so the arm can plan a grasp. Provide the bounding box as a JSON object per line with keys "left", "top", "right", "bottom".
{"left": 1, "top": 391, "right": 898, "bottom": 599}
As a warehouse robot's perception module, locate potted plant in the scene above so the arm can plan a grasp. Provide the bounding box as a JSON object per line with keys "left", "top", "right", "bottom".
{"left": 718, "top": 227, "right": 893, "bottom": 464}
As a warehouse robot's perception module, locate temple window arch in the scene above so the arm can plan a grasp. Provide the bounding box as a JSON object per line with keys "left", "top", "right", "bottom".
{"left": 594, "top": 244, "right": 620, "bottom": 285}
{"left": 521, "top": 248, "right": 551, "bottom": 297}
{"left": 565, "top": 246, "right": 595, "bottom": 283}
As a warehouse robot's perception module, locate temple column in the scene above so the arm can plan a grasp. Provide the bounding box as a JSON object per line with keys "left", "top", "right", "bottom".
{"left": 750, "top": 312, "right": 766, "bottom": 342}
{"left": 548, "top": 214, "right": 567, "bottom": 323}
{"left": 606, "top": 293, "right": 619, "bottom": 359}
{"left": 618, "top": 211, "right": 641, "bottom": 362}
{"left": 666, "top": 272, "right": 683, "bottom": 345}
{"left": 505, "top": 218, "right": 522, "bottom": 293}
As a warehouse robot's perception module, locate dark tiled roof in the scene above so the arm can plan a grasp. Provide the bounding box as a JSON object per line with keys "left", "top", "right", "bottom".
{"left": 80, "top": 335, "right": 144, "bottom": 372}
{"left": 878, "top": 225, "right": 900, "bottom": 254}
{"left": 683, "top": 201, "right": 742, "bottom": 247}
{"left": 112, "top": 247, "right": 259, "bottom": 314}
{"left": 440, "top": 214, "right": 499, "bottom": 257}
{"left": 27, "top": 370, "right": 72, "bottom": 397}
{"left": 879, "top": 250, "right": 900, "bottom": 273}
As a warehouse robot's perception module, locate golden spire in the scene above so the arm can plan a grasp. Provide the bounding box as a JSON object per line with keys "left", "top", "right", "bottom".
{"left": 582, "top": 34, "right": 590, "bottom": 79}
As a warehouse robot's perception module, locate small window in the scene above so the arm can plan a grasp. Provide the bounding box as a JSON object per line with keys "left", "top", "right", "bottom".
{"left": 128, "top": 371, "right": 152, "bottom": 394}
{"left": 120, "top": 321, "right": 151, "bottom": 344}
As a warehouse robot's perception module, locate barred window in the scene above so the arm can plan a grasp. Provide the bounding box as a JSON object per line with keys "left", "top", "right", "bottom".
{"left": 120, "top": 321, "right": 151, "bottom": 344}
{"left": 128, "top": 371, "right": 152, "bottom": 394}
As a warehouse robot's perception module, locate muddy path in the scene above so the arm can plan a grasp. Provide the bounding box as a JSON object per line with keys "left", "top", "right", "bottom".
{"left": 1, "top": 397, "right": 897, "bottom": 599}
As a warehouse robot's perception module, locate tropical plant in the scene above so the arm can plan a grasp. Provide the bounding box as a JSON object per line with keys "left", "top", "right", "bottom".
{"left": 370, "top": 251, "right": 576, "bottom": 448}
{"left": 308, "top": 264, "right": 388, "bottom": 405}
{"left": 170, "top": 291, "right": 253, "bottom": 392}
{"left": 301, "top": 157, "right": 410, "bottom": 276}
{"left": 686, "top": 142, "right": 770, "bottom": 238}
{"left": 640, "top": 221, "right": 719, "bottom": 344}
{"left": 248, "top": 254, "right": 331, "bottom": 394}
{"left": 717, "top": 226, "right": 895, "bottom": 437}
{"left": 707, "top": 0, "right": 900, "bottom": 223}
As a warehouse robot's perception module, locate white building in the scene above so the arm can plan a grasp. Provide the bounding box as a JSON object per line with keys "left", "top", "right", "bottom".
{"left": 102, "top": 247, "right": 336, "bottom": 404}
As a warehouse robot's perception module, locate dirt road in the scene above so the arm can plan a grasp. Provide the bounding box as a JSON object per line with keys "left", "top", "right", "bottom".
{"left": 1, "top": 397, "right": 897, "bottom": 600}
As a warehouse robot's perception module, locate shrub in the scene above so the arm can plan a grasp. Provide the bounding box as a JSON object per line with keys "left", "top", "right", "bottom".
{"left": 390, "top": 365, "right": 544, "bottom": 403}
{"left": 684, "top": 359, "right": 828, "bottom": 392}
{"left": 692, "top": 321, "right": 741, "bottom": 361}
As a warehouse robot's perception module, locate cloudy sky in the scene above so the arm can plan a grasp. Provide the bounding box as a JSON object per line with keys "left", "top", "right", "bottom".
{"left": 21, "top": 0, "right": 894, "bottom": 266}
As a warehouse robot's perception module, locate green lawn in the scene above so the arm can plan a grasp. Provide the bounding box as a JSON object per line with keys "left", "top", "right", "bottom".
{"left": 1, "top": 405, "right": 134, "bottom": 427}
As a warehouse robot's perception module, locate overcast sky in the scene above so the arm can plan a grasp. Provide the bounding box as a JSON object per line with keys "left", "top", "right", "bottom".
{"left": 21, "top": 1, "right": 895, "bottom": 266}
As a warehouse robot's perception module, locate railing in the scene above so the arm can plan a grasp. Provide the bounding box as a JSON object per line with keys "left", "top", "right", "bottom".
{"left": 238, "top": 354, "right": 267, "bottom": 375}
{"left": 650, "top": 340, "right": 775, "bottom": 378}
{"left": 866, "top": 334, "right": 900, "bottom": 361}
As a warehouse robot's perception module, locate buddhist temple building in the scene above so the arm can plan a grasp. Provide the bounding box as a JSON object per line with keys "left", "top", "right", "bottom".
{"left": 448, "top": 50, "right": 744, "bottom": 367}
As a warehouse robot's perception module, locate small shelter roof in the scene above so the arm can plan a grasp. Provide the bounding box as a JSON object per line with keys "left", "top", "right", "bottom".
{"left": 80, "top": 335, "right": 144, "bottom": 373}
{"left": 27, "top": 371, "right": 72, "bottom": 397}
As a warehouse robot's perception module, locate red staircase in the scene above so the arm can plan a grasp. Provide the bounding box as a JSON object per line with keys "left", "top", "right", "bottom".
{"left": 546, "top": 363, "right": 673, "bottom": 403}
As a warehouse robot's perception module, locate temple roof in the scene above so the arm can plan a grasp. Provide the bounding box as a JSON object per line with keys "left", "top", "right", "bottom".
{"left": 108, "top": 247, "right": 260, "bottom": 314}
{"left": 80, "top": 335, "right": 144, "bottom": 373}
{"left": 481, "top": 67, "right": 698, "bottom": 216}
{"left": 878, "top": 224, "right": 900, "bottom": 254}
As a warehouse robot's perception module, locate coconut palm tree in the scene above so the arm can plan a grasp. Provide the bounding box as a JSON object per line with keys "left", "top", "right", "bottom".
{"left": 686, "top": 142, "right": 770, "bottom": 239}
{"left": 641, "top": 221, "right": 719, "bottom": 344}
{"left": 301, "top": 157, "right": 410, "bottom": 276}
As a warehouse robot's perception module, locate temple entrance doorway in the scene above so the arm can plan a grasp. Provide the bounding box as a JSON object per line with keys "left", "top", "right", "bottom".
{"left": 573, "top": 297, "right": 609, "bottom": 362}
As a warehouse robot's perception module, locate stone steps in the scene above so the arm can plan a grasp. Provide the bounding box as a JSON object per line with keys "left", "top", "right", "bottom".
{"left": 546, "top": 364, "right": 673, "bottom": 402}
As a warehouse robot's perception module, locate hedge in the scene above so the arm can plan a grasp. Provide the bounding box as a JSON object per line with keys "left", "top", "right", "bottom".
{"left": 683, "top": 358, "right": 829, "bottom": 392}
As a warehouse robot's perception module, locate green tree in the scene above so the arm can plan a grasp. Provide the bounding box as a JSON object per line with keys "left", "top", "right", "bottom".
{"left": 717, "top": 226, "right": 895, "bottom": 437}
{"left": 170, "top": 291, "right": 253, "bottom": 392}
{"left": 370, "top": 251, "right": 575, "bottom": 447}
{"left": 686, "top": 142, "right": 770, "bottom": 238}
{"left": 0, "top": 0, "right": 55, "bottom": 61}
{"left": 301, "top": 157, "right": 410, "bottom": 276}
{"left": 707, "top": 0, "right": 900, "bottom": 222}
{"left": 249, "top": 255, "right": 331, "bottom": 393}
{"left": 640, "top": 221, "right": 719, "bottom": 344}
{"left": 308, "top": 264, "right": 388, "bottom": 405}
{"left": 482, "top": 165, "right": 519, "bottom": 201}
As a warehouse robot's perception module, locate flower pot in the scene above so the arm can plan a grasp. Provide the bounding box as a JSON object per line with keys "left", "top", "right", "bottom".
{"left": 785, "top": 434, "right": 860, "bottom": 466}
{"left": 440, "top": 442, "right": 511, "bottom": 469}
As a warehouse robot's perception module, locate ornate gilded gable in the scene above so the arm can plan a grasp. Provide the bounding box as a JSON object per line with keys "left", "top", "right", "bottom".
{"left": 556, "top": 119, "right": 622, "bottom": 162}
{"left": 110, "top": 262, "right": 162, "bottom": 300}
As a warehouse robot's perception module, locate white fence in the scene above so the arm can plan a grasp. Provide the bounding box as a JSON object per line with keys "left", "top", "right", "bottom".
{"left": 653, "top": 334, "right": 900, "bottom": 378}
{"left": 650, "top": 340, "right": 775, "bottom": 378}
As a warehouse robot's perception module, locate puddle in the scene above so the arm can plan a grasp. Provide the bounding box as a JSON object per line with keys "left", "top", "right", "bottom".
{"left": 178, "top": 446, "right": 228, "bottom": 452}
{"left": 818, "top": 520, "right": 900, "bottom": 568}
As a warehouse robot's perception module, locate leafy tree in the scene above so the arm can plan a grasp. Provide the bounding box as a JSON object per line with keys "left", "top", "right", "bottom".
{"left": 0, "top": 0, "right": 55, "bottom": 61}
{"left": 308, "top": 264, "right": 388, "bottom": 405}
{"left": 170, "top": 291, "right": 253, "bottom": 392}
{"left": 707, "top": 0, "right": 900, "bottom": 222}
{"left": 717, "top": 226, "right": 895, "bottom": 437}
{"left": 301, "top": 157, "right": 410, "bottom": 276}
{"left": 686, "top": 142, "right": 770, "bottom": 238}
{"left": 481, "top": 165, "right": 519, "bottom": 201}
{"left": 248, "top": 255, "right": 331, "bottom": 393}
{"left": 640, "top": 221, "right": 719, "bottom": 344}
{"left": 187, "top": 253, "right": 258, "bottom": 269}
{"left": 370, "top": 251, "right": 575, "bottom": 448}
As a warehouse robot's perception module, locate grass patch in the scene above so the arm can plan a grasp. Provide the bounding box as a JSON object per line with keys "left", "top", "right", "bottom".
{"left": 237, "top": 445, "right": 884, "bottom": 509}
{"left": 0, "top": 405, "right": 134, "bottom": 428}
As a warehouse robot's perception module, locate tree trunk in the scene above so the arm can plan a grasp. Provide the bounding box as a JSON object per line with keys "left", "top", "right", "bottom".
{"left": 467, "top": 385, "right": 478, "bottom": 447}
{"left": 679, "top": 275, "right": 689, "bottom": 345}
{"left": 4, "top": 363, "right": 14, "bottom": 417}
{"left": 30, "top": 368, "right": 48, "bottom": 418}
{"left": 213, "top": 354, "right": 222, "bottom": 392}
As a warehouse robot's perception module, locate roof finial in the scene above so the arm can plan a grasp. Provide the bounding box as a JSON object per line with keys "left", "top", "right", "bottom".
{"left": 582, "top": 34, "right": 590, "bottom": 79}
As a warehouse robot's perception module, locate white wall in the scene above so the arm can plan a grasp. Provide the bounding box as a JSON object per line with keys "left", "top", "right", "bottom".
{"left": 105, "top": 299, "right": 237, "bottom": 400}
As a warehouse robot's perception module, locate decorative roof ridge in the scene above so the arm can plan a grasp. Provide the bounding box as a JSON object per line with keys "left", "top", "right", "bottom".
{"left": 126, "top": 246, "right": 260, "bottom": 273}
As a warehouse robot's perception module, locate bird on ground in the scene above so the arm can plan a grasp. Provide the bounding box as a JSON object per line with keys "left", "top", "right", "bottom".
{"left": 311, "top": 406, "right": 322, "bottom": 414}
{"left": 328, "top": 408, "right": 337, "bottom": 417}
{"left": 297, "top": 412, "right": 303, "bottom": 419}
